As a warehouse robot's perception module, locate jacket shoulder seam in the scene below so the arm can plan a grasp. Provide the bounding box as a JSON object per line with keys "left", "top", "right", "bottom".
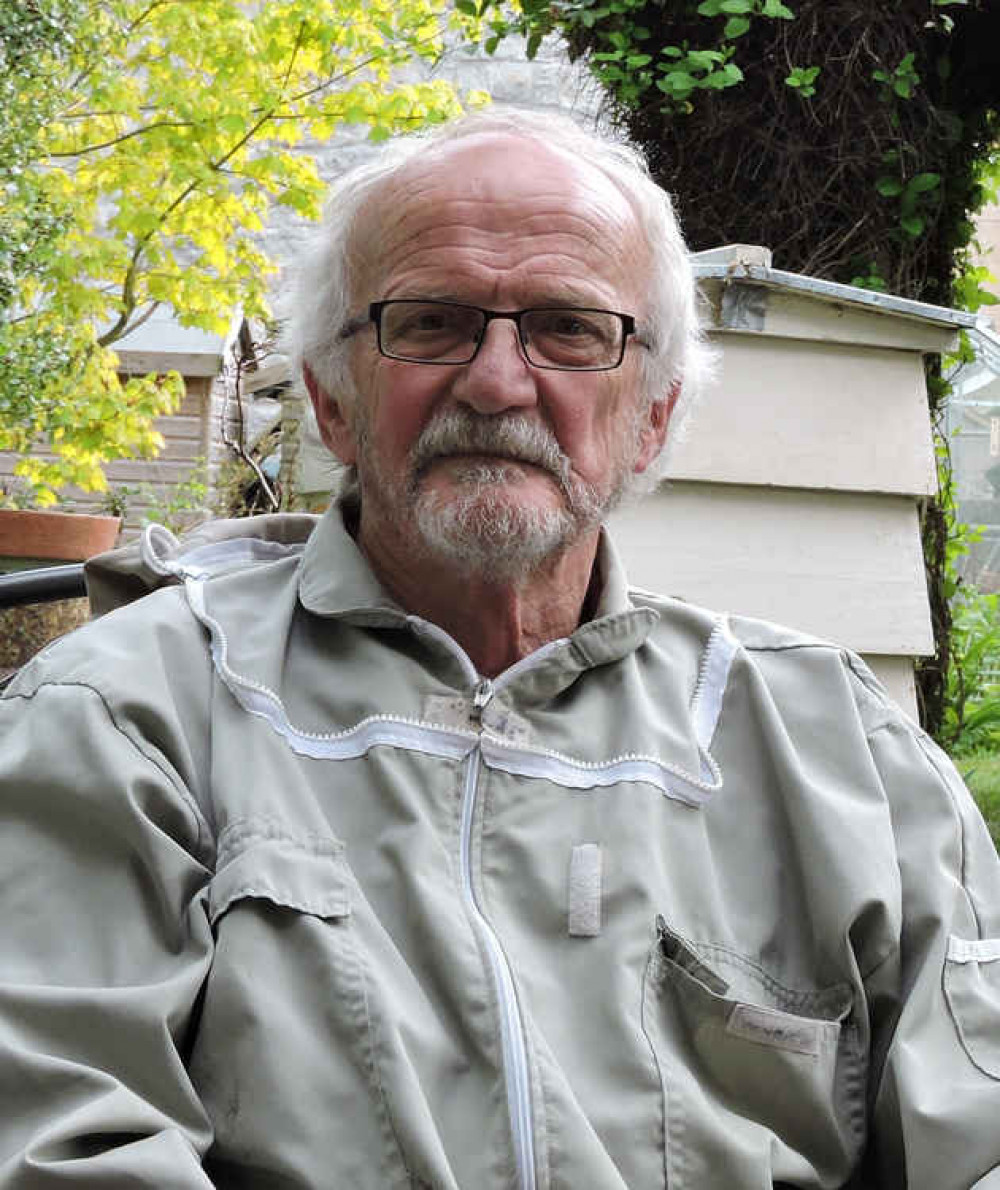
{"left": 3, "top": 678, "right": 214, "bottom": 863}
{"left": 739, "top": 640, "right": 843, "bottom": 655}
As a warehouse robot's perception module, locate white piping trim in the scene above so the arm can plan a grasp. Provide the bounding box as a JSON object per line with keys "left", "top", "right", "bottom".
{"left": 187, "top": 578, "right": 476, "bottom": 762}
{"left": 691, "top": 617, "right": 740, "bottom": 752}
{"left": 187, "top": 578, "right": 731, "bottom": 804}
{"left": 481, "top": 736, "right": 719, "bottom": 806}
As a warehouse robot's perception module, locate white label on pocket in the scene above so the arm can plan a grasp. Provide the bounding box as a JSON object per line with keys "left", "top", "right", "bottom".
{"left": 726, "top": 1003, "right": 822, "bottom": 1056}
{"left": 948, "top": 935, "right": 1000, "bottom": 964}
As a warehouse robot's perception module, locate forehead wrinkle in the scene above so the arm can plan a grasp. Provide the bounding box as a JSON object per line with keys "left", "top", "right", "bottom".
{"left": 380, "top": 186, "right": 635, "bottom": 247}
{"left": 369, "top": 203, "right": 633, "bottom": 272}
{"left": 383, "top": 248, "right": 634, "bottom": 312}
{"left": 391, "top": 229, "right": 629, "bottom": 276}
{"left": 346, "top": 144, "right": 648, "bottom": 320}
{"left": 370, "top": 217, "right": 639, "bottom": 307}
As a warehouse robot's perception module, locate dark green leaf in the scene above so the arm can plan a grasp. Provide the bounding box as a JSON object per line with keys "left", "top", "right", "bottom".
{"left": 657, "top": 71, "right": 694, "bottom": 94}
{"left": 909, "top": 172, "right": 941, "bottom": 193}
{"left": 876, "top": 177, "right": 903, "bottom": 197}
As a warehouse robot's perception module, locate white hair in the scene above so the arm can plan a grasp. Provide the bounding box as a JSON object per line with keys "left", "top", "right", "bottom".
{"left": 287, "top": 107, "right": 712, "bottom": 480}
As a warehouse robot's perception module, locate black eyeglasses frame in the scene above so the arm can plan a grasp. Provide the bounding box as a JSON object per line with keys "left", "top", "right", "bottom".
{"left": 340, "top": 298, "right": 640, "bottom": 372}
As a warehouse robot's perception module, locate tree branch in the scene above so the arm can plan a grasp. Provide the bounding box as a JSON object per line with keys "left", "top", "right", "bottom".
{"left": 46, "top": 120, "right": 197, "bottom": 157}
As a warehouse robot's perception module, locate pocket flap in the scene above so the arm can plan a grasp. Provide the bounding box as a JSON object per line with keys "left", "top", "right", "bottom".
{"left": 209, "top": 819, "right": 352, "bottom": 924}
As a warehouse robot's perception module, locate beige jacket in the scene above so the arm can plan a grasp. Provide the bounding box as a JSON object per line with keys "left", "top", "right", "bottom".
{"left": 1, "top": 500, "right": 998, "bottom": 1189}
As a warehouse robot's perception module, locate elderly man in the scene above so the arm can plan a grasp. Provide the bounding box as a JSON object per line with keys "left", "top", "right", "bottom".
{"left": 1, "top": 109, "right": 999, "bottom": 1190}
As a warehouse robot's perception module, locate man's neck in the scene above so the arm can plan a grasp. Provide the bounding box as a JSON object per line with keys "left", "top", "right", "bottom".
{"left": 357, "top": 518, "right": 602, "bottom": 678}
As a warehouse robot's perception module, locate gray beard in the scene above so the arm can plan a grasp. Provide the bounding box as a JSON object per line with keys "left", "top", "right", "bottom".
{"left": 413, "top": 469, "right": 590, "bottom": 583}
{"left": 360, "top": 408, "right": 641, "bottom": 584}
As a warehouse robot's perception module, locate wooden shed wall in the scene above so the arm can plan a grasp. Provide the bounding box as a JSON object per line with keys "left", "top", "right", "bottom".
{"left": 0, "top": 375, "right": 217, "bottom": 535}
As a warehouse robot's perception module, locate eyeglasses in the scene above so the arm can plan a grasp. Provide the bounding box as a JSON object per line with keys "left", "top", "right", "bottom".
{"left": 340, "top": 299, "right": 640, "bottom": 372}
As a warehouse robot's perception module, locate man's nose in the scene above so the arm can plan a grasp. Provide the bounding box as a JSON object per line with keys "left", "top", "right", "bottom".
{"left": 452, "top": 318, "right": 539, "bottom": 414}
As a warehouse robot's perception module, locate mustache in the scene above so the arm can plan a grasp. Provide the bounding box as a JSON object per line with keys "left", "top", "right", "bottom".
{"left": 410, "top": 411, "right": 571, "bottom": 487}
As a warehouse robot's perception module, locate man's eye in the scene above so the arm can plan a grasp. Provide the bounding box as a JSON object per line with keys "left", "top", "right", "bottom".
{"left": 546, "top": 315, "right": 590, "bottom": 336}
{"left": 394, "top": 308, "right": 474, "bottom": 337}
{"left": 532, "top": 311, "right": 606, "bottom": 341}
{"left": 402, "top": 312, "right": 448, "bottom": 334}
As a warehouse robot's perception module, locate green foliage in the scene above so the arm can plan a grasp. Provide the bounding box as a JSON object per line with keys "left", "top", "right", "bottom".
{"left": 875, "top": 165, "right": 942, "bottom": 239}
{"left": 942, "top": 586, "right": 1000, "bottom": 752}
{"left": 104, "top": 461, "right": 212, "bottom": 535}
{"left": 872, "top": 51, "right": 920, "bottom": 100}
{"left": 0, "top": 1, "right": 181, "bottom": 504}
{"left": 533, "top": 0, "right": 998, "bottom": 307}
{"left": 526, "top": 0, "right": 797, "bottom": 112}
{"left": 849, "top": 263, "right": 888, "bottom": 292}
{"left": 935, "top": 370, "right": 1000, "bottom": 756}
{"left": 955, "top": 748, "right": 1000, "bottom": 850}
{"left": 918, "top": 368, "right": 1000, "bottom": 749}
{"left": 2, "top": 0, "right": 495, "bottom": 505}
{"left": 951, "top": 147, "right": 1000, "bottom": 312}
{"left": 784, "top": 65, "right": 820, "bottom": 98}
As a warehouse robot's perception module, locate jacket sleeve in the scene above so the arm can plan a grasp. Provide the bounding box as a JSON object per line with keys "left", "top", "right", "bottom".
{"left": 0, "top": 674, "right": 217, "bottom": 1187}
{"left": 863, "top": 714, "right": 1000, "bottom": 1189}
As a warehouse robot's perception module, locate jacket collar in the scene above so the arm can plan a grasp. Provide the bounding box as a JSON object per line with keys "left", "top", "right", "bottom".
{"left": 297, "top": 489, "right": 404, "bottom": 624}
{"left": 297, "top": 490, "right": 658, "bottom": 669}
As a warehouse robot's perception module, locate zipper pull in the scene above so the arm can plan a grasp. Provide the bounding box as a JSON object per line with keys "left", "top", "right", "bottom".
{"left": 471, "top": 677, "right": 494, "bottom": 724}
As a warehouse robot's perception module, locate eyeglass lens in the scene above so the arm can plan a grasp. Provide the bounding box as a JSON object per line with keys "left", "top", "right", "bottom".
{"left": 378, "top": 301, "right": 624, "bottom": 369}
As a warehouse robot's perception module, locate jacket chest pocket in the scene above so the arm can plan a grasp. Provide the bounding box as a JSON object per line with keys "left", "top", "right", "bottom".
{"left": 208, "top": 819, "right": 352, "bottom": 925}
{"left": 642, "top": 920, "right": 867, "bottom": 1190}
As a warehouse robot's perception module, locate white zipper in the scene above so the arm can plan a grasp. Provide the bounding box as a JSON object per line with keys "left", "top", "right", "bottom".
{"left": 408, "top": 617, "right": 543, "bottom": 1188}
{"left": 460, "top": 744, "right": 537, "bottom": 1190}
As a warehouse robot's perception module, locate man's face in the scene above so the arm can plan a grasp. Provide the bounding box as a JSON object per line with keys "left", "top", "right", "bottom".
{"left": 315, "top": 135, "right": 670, "bottom": 578}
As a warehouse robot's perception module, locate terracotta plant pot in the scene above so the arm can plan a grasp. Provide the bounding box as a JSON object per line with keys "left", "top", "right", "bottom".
{"left": 0, "top": 508, "right": 122, "bottom": 672}
{"left": 0, "top": 508, "right": 122, "bottom": 567}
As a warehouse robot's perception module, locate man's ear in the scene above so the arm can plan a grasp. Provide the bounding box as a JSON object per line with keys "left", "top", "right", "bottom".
{"left": 303, "top": 363, "right": 359, "bottom": 467}
{"left": 633, "top": 381, "right": 681, "bottom": 474}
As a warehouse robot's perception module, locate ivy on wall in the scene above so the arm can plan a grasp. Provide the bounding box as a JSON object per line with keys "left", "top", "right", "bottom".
{"left": 516, "top": 0, "right": 999, "bottom": 312}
